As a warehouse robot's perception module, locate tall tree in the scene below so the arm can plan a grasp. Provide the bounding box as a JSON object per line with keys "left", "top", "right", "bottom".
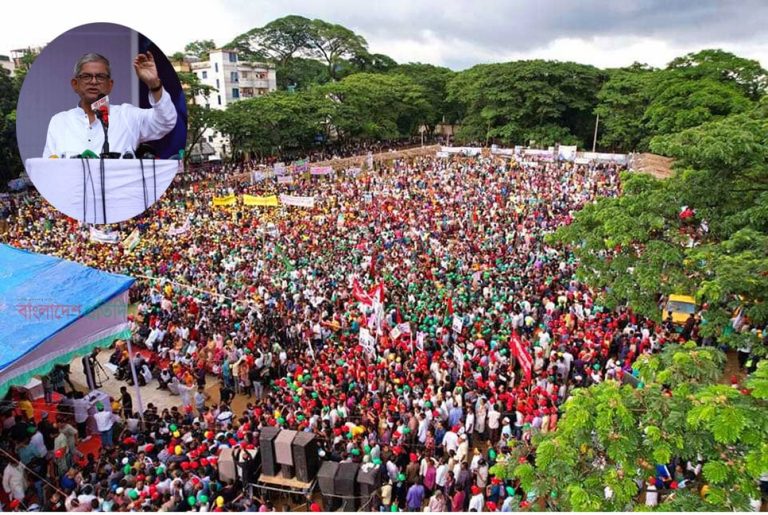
{"left": 391, "top": 63, "right": 460, "bottom": 133}
{"left": 322, "top": 72, "right": 429, "bottom": 141}
{"left": 551, "top": 102, "right": 768, "bottom": 335}
{"left": 447, "top": 60, "right": 606, "bottom": 147}
{"left": 0, "top": 70, "right": 22, "bottom": 188}
{"left": 305, "top": 20, "right": 369, "bottom": 80}
{"left": 595, "top": 63, "right": 656, "bottom": 152}
{"left": 227, "top": 15, "right": 313, "bottom": 65}
{"left": 667, "top": 49, "right": 768, "bottom": 101}
{"left": 184, "top": 40, "right": 217, "bottom": 60}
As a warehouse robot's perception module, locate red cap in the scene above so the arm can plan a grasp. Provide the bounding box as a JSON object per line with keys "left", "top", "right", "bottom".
{"left": 471, "top": 485, "right": 481, "bottom": 495}
{"left": 310, "top": 503, "right": 321, "bottom": 512}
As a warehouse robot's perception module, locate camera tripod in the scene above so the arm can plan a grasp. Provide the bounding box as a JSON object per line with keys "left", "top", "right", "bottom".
{"left": 92, "top": 358, "right": 109, "bottom": 388}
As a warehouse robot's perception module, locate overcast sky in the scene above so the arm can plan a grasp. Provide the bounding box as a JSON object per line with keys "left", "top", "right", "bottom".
{"left": 4, "top": 0, "right": 767, "bottom": 70}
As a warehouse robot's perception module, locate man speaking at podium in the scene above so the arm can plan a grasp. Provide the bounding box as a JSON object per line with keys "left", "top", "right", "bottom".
{"left": 42, "top": 51, "right": 177, "bottom": 158}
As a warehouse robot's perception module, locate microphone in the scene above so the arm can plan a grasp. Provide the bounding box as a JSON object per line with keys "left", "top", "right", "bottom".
{"left": 91, "top": 94, "right": 110, "bottom": 127}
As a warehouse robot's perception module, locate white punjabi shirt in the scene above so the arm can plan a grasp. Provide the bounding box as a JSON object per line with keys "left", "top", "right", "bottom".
{"left": 43, "top": 89, "right": 177, "bottom": 158}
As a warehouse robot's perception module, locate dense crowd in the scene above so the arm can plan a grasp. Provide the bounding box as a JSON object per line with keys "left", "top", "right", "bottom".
{"left": 1, "top": 152, "right": 720, "bottom": 511}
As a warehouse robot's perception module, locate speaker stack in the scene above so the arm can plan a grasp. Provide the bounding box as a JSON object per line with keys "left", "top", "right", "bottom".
{"left": 357, "top": 464, "right": 381, "bottom": 500}
{"left": 274, "top": 429, "right": 297, "bottom": 478}
{"left": 317, "top": 461, "right": 341, "bottom": 511}
{"left": 291, "top": 432, "right": 319, "bottom": 482}
{"left": 259, "top": 426, "right": 280, "bottom": 476}
{"left": 336, "top": 462, "right": 360, "bottom": 511}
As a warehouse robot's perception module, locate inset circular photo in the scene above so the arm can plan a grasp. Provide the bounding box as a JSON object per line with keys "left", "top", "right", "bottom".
{"left": 16, "top": 22, "right": 187, "bottom": 224}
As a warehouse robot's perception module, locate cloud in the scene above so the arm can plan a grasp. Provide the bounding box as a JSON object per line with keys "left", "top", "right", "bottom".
{"left": 3, "top": 0, "right": 768, "bottom": 72}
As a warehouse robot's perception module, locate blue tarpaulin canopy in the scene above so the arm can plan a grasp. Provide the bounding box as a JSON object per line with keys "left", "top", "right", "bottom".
{"left": 0, "top": 244, "right": 135, "bottom": 397}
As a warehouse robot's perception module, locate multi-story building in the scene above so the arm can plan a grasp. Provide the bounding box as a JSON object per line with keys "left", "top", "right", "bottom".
{"left": 187, "top": 49, "right": 277, "bottom": 158}
{"left": 0, "top": 55, "right": 13, "bottom": 76}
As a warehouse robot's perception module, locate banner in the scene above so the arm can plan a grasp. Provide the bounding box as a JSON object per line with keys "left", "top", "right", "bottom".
{"left": 212, "top": 195, "right": 237, "bottom": 206}
{"left": 277, "top": 175, "right": 293, "bottom": 184}
{"left": 346, "top": 167, "right": 361, "bottom": 177}
{"left": 416, "top": 331, "right": 425, "bottom": 351}
{"left": 251, "top": 170, "right": 267, "bottom": 183}
{"left": 452, "top": 314, "right": 464, "bottom": 334}
{"left": 243, "top": 194, "right": 279, "bottom": 207}
{"left": 293, "top": 159, "right": 308, "bottom": 173}
{"left": 123, "top": 228, "right": 140, "bottom": 252}
{"left": 310, "top": 166, "right": 334, "bottom": 176}
{"left": 168, "top": 218, "right": 190, "bottom": 236}
{"left": 454, "top": 344, "right": 465, "bottom": 376}
{"left": 436, "top": 151, "right": 450, "bottom": 158}
{"left": 510, "top": 332, "right": 532, "bottom": 382}
{"left": 279, "top": 194, "right": 315, "bottom": 208}
{"left": 89, "top": 227, "right": 120, "bottom": 244}
{"left": 360, "top": 327, "right": 377, "bottom": 358}
{"left": 397, "top": 322, "right": 411, "bottom": 335}
{"left": 352, "top": 279, "right": 384, "bottom": 306}
{"left": 441, "top": 146, "right": 482, "bottom": 156}
{"left": 273, "top": 162, "right": 286, "bottom": 175}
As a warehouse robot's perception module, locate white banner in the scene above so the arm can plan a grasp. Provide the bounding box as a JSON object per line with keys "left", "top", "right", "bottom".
{"left": 360, "top": 327, "right": 377, "bottom": 358}
{"left": 251, "top": 171, "right": 267, "bottom": 183}
{"left": 441, "top": 146, "right": 481, "bottom": 156}
{"left": 123, "top": 228, "right": 140, "bottom": 252}
{"left": 416, "top": 331, "right": 425, "bottom": 351}
{"left": 310, "top": 166, "right": 334, "bottom": 176}
{"left": 454, "top": 344, "right": 465, "bottom": 376}
{"left": 390, "top": 326, "right": 402, "bottom": 340}
{"left": 89, "top": 227, "right": 120, "bottom": 244}
{"left": 277, "top": 175, "right": 293, "bottom": 184}
{"left": 279, "top": 194, "right": 315, "bottom": 208}
{"left": 167, "top": 218, "right": 190, "bottom": 236}
{"left": 436, "top": 151, "right": 450, "bottom": 158}
{"left": 397, "top": 322, "right": 411, "bottom": 335}
{"left": 452, "top": 315, "right": 464, "bottom": 334}
{"left": 273, "top": 162, "right": 286, "bottom": 176}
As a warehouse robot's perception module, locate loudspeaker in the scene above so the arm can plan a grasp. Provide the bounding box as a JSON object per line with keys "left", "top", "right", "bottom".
{"left": 292, "top": 432, "right": 319, "bottom": 482}
{"left": 357, "top": 464, "right": 381, "bottom": 499}
{"left": 318, "top": 461, "right": 340, "bottom": 511}
{"left": 275, "top": 430, "right": 297, "bottom": 466}
{"left": 336, "top": 462, "right": 360, "bottom": 511}
{"left": 259, "top": 427, "right": 281, "bottom": 476}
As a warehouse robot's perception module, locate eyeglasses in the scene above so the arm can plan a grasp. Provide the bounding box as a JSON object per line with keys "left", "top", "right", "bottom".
{"left": 76, "top": 73, "right": 111, "bottom": 83}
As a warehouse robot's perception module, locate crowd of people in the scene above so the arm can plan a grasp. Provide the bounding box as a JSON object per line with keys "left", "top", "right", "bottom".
{"left": 1, "top": 150, "right": 723, "bottom": 511}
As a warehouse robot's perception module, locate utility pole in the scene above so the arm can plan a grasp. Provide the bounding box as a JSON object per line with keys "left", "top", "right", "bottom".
{"left": 592, "top": 113, "right": 600, "bottom": 153}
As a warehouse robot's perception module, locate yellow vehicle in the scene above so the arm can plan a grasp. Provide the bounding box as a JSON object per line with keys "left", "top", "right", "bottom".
{"left": 662, "top": 294, "right": 697, "bottom": 325}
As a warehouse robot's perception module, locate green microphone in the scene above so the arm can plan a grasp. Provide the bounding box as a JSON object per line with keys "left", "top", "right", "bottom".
{"left": 81, "top": 149, "right": 99, "bottom": 159}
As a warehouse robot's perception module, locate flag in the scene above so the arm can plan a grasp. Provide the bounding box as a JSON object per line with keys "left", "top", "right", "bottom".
{"left": 510, "top": 332, "right": 533, "bottom": 382}
{"left": 353, "top": 279, "right": 383, "bottom": 306}
{"left": 452, "top": 315, "right": 463, "bottom": 334}
{"left": 446, "top": 296, "right": 454, "bottom": 316}
{"left": 416, "top": 332, "right": 425, "bottom": 351}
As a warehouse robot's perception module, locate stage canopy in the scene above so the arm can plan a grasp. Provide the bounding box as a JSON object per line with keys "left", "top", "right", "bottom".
{"left": 0, "top": 244, "right": 135, "bottom": 397}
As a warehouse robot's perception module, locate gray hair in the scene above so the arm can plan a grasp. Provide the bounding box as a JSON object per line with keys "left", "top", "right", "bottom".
{"left": 73, "top": 53, "right": 111, "bottom": 77}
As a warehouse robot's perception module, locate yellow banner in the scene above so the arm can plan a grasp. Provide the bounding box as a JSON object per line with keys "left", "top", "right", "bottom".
{"left": 212, "top": 195, "right": 237, "bottom": 206}
{"left": 243, "top": 194, "right": 279, "bottom": 207}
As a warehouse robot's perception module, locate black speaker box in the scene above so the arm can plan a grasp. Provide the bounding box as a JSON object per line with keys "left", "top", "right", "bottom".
{"left": 336, "top": 462, "right": 360, "bottom": 511}
{"left": 292, "top": 432, "right": 319, "bottom": 482}
{"left": 259, "top": 426, "right": 281, "bottom": 476}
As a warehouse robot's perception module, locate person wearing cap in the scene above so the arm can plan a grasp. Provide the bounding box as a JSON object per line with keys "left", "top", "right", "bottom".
{"left": 469, "top": 483, "right": 485, "bottom": 512}
{"left": 93, "top": 401, "right": 116, "bottom": 449}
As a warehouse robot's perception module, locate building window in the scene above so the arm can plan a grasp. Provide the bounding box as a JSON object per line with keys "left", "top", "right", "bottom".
{"left": 214, "top": 62, "right": 219, "bottom": 73}
{"left": 229, "top": 53, "right": 237, "bottom": 62}
{"left": 241, "top": 71, "right": 248, "bottom": 79}
{"left": 232, "top": 88, "right": 240, "bottom": 99}
{"left": 217, "top": 95, "right": 221, "bottom": 105}
{"left": 216, "top": 79, "right": 220, "bottom": 89}
{"left": 205, "top": 103, "right": 210, "bottom": 109}
{"left": 202, "top": 70, "right": 207, "bottom": 79}
{"left": 230, "top": 71, "right": 238, "bottom": 82}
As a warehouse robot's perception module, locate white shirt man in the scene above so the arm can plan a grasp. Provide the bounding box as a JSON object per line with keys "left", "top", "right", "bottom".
{"left": 43, "top": 52, "right": 176, "bottom": 158}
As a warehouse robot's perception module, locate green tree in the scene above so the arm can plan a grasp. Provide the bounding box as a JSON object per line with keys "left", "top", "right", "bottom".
{"left": 447, "top": 60, "right": 606, "bottom": 147}
{"left": 213, "top": 90, "right": 329, "bottom": 159}
{"left": 0, "top": 70, "right": 22, "bottom": 188}
{"left": 499, "top": 344, "right": 768, "bottom": 511}
{"left": 390, "top": 63, "right": 460, "bottom": 133}
{"left": 227, "top": 15, "right": 313, "bottom": 65}
{"left": 305, "top": 20, "right": 368, "bottom": 80}
{"left": 667, "top": 49, "right": 768, "bottom": 101}
{"left": 184, "top": 40, "right": 216, "bottom": 60}
{"left": 276, "top": 57, "right": 331, "bottom": 91}
{"left": 551, "top": 104, "right": 768, "bottom": 334}
{"left": 595, "top": 63, "right": 656, "bottom": 151}
{"left": 322, "top": 72, "right": 430, "bottom": 141}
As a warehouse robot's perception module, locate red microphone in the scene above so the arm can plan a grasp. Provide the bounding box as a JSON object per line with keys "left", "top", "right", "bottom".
{"left": 91, "top": 94, "right": 110, "bottom": 127}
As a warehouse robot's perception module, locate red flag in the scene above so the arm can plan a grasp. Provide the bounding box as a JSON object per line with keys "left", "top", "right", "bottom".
{"left": 395, "top": 307, "right": 403, "bottom": 324}
{"left": 352, "top": 279, "right": 374, "bottom": 306}
{"left": 510, "top": 332, "right": 532, "bottom": 382}
{"left": 446, "top": 296, "right": 454, "bottom": 316}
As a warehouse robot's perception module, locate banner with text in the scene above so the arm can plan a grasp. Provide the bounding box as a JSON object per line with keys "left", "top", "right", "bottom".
{"left": 279, "top": 194, "right": 315, "bottom": 208}
{"left": 243, "top": 194, "right": 279, "bottom": 207}
{"left": 212, "top": 195, "right": 237, "bottom": 206}
{"left": 310, "top": 166, "right": 334, "bottom": 176}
